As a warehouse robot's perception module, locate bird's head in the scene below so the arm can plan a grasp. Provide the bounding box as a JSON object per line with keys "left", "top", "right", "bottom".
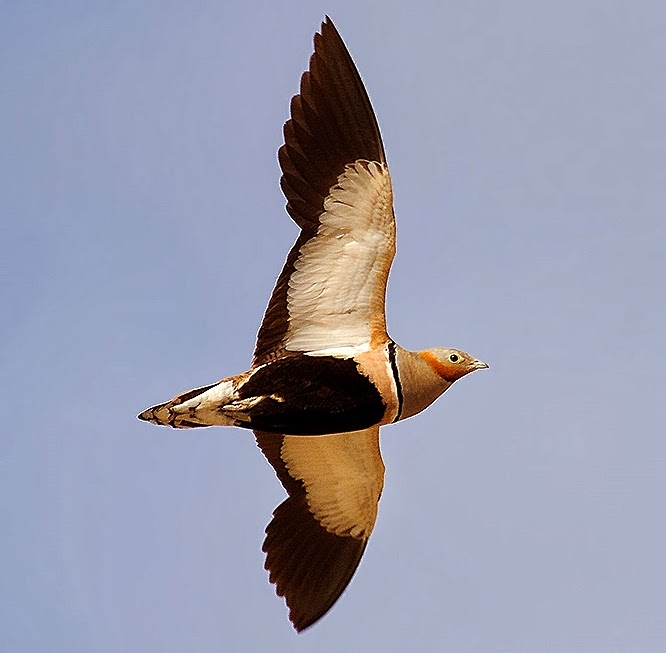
{"left": 420, "top": 347, "right": 489, "bottom": 383}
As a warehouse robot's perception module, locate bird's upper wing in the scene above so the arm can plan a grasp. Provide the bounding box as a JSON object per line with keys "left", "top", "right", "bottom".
{"left": 255, "top": 426, "right": 385, "bottom": 631}
{"left": 253, "top": 17, "right": 396, "bottom": 366}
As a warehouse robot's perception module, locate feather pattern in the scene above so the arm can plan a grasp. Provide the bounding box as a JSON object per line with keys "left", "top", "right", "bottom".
{"left": 256, "top": 426, "right": 384, "bottom": 631}
{"left": 254, "top": 17, "right": 394, "bottom": 365}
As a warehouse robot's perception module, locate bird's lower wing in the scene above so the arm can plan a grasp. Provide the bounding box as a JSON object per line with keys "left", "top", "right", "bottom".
{"left": 255, "top": 425, "right": 385, "bottom": 631}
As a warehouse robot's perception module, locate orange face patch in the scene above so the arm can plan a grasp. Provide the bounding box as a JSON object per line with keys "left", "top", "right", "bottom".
{"left": 420, "top": 350, "right": 471, "bottom": 383}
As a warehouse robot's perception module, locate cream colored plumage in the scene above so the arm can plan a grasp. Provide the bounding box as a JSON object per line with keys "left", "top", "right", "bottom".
{"left": 138, "top": 17, "right": 487, "bottom": 631}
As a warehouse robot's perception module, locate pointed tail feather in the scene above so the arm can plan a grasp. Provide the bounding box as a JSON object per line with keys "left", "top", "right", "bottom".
{"left": 137, "top": 381, "right": 237, "bottom": 429}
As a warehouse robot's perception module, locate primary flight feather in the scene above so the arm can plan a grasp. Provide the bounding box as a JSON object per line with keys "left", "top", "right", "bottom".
{"left": 139, "top": 16, "right": 487, "bottom": 631}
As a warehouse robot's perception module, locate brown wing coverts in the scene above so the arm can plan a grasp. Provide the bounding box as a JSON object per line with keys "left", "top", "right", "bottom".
{"left": 252, "top": 234, "right": 306, "bottom": 366}
{"left": 253, "top": 17, "right": 386, "bottom": 365}
{"left": 256, "top": 432, "right": 369, "bottom": 631}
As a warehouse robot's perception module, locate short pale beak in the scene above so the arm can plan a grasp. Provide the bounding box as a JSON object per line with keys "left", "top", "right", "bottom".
{"left": 472, "top": 359, "right": 489, "bottom": 370}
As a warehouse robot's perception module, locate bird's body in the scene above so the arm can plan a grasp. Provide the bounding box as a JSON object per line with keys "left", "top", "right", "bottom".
{"left": 139, "top": 343, "right": 482, "bottom": 434}
{"left": 139, "top": 17, "right": 487, "bottom": 631}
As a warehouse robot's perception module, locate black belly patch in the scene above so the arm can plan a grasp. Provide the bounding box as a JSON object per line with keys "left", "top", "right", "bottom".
{"left": 234, "top": 354, "right": 386, "bottom": 435}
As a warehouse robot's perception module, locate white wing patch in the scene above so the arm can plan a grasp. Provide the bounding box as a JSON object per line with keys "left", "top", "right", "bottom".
{"left": 285, "top": 160, "right": 395, "bottom": 353}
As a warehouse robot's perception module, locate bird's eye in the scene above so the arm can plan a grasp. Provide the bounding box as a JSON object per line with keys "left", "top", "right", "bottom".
{"left": 449, "top": 353, "right": 459, "bottom": 363}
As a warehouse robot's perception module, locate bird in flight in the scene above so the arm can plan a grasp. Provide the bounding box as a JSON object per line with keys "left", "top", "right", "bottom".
{"left": 139, "top": 16, "right": 487, "bottom": 631}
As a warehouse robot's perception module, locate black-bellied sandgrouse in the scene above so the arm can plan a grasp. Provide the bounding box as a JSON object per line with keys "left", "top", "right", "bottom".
{"left": 139, "top": 17, "right": 488, "bottom": 632}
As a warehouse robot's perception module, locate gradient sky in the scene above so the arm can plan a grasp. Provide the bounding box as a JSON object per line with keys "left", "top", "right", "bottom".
{"left": 2, "top": 1, "right": 666, "bottom": 651}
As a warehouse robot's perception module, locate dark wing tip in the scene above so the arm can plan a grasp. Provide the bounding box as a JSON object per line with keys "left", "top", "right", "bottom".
{"left": 263, "top": 494, "right": 368, "bottom": 632}
{"left": 321, "top": 15, "right": 338, "bottom": 38}
{"left": 279, "top": 14, "right": 386, "bottom": 225}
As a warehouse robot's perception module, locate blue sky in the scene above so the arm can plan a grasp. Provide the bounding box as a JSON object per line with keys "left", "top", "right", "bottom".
{"left": 2, "top": 1, "right": 666, "bottom": 651}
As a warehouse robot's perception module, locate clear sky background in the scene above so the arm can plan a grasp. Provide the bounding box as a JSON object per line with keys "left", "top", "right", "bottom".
{"left": 2, "top": 1, "right": 665, "bottom": 651}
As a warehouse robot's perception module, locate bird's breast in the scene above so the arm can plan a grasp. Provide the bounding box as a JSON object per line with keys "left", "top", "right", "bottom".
{"left": 354, "top": 343, "right": 402, "bottom": 424}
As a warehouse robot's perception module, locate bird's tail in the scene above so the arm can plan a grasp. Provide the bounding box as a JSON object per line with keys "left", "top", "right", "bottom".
{"left": 138, "top": 378, "right": 239, "bottom": 429}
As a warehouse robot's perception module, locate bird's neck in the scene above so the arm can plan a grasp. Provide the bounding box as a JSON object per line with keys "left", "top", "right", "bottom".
{"left": 393, "top": 346, "right": 452, "bottom": 421}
